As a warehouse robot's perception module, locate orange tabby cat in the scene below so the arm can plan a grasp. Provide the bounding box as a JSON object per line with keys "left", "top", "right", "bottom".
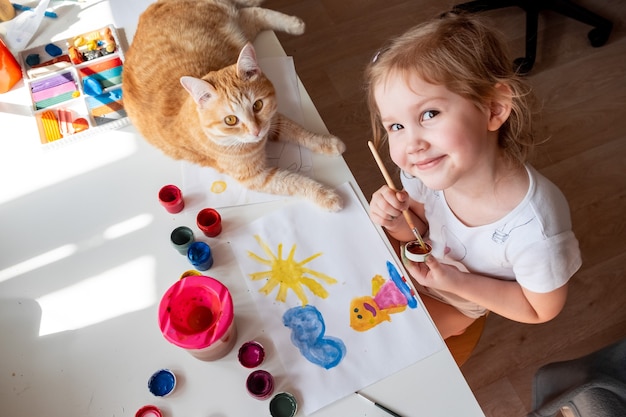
{"left": 123, "top": 0, "right": 346, "bottom": 211}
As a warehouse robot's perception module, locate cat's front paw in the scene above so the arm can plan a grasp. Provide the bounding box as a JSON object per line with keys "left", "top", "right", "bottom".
{"left": 285, "top": 16, "right": 305, "bottom": 36}
{"left": 315, "top": 187, "right": 343, "bottom": 212}
{"left": 315, "top": 134, "right": 346, "bottom": 156}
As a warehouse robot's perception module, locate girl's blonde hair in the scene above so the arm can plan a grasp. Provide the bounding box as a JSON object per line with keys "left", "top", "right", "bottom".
{"left": 365, "top": 12, "right": 536, "bottom": 166}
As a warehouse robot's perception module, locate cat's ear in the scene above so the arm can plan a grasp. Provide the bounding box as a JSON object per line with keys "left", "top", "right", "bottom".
{"left": 236, "top": 43, "right": 262, "bottom": 81}
{"left": 180, "top": 76, "right": 217, "bottom": 108}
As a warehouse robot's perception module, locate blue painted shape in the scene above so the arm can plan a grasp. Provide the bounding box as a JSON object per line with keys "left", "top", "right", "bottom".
{"left": 282, "top": 305, "right": 346, "bottom": 369}
{"left": 386, "top": 261, "right": 417, "bottom": 308}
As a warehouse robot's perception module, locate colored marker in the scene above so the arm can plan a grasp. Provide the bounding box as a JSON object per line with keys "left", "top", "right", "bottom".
{"left": 356, "top": 392, "right": 404, "bottom": 417}
{"left": 12, "top": 3, "right": 58, "bottom": 18}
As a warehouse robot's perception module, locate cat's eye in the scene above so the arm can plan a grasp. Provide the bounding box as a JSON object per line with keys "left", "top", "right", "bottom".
{"left": 253, "top": 100, "right": 263, "bottom": 112}
{"left": 224, "top": 115, "right": 239, "bottom": 126}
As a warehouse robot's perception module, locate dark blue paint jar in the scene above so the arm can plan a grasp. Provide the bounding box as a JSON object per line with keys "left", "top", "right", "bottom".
{"left": 187, "top": 241, "right": 213, "bottom": 271}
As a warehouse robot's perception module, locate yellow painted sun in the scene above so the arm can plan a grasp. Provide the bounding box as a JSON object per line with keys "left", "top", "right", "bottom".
{"left": 247, "top": 235, "right": 338, "bottom": 305}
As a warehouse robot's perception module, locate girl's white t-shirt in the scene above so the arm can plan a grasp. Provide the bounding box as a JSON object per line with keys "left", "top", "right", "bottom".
{"left": 400, "top": 164, "right": 582, "bottom": 318}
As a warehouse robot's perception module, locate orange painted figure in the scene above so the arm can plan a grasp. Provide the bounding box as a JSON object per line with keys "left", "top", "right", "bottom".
{"left": 350, "top": 274, "right": 410, "bottom": 332}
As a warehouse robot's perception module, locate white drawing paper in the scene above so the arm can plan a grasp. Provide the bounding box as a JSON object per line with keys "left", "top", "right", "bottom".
{"left": 226, "top": 182, "right": 445, "bottom": 415}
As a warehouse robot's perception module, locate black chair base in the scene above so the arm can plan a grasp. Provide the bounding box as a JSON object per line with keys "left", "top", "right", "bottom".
{"left": 451, "top": 0, "right": 613, "bottom": 74}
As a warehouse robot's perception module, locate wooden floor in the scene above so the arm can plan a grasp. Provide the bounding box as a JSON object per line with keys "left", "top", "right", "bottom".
{"left": 263, "top": 0, "right": 626, "bottom": 415}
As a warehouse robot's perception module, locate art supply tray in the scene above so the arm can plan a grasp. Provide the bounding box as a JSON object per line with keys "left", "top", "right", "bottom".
{"left": 18, "top": 25, "right": 129, "bottom": 147}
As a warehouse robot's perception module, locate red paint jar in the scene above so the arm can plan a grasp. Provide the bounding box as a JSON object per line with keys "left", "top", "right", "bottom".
{"left": 196, "top": 208, "right": 222, "bottom": 237}
{"left": 135, "top": 405, "right": 162, "bottom": 417}
{"left": 158, "top": 184, "right": 184, "bottom": 214}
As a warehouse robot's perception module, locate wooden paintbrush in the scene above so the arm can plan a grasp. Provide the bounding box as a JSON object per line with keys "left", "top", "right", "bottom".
{"left": 368, "top": 141, "right": 427, "bottom": 250}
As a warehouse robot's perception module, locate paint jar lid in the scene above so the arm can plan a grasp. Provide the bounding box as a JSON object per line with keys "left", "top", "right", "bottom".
{"left": 238, "top": 340, "right": 265, "bottom": 368}
{"left": 135, "top": 405, "right": 162, "bottom": 417}
{"left": 148, "top": 369, "right": 176, "bottom": 397}
{"left": 269, "top": 392, "right": 298, "bottom": 417}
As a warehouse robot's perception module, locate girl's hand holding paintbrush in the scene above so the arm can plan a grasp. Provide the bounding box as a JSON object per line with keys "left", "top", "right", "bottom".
{"left": 367, "top": 141, "right": 428, "bottom": 247}
{"left": 369, "top": 186, "right": 416, "bottom": 237}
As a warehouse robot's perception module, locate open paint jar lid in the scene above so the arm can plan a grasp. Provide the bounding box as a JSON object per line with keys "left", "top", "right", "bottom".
{"left": 269, "top": 392, "right": 298, "bottom": 417}
{"left": 135, "top": 405, "right": 162, "bottom": 417}
{"left": 238, "top": 340, "right": 265, "bottom": 368}
{"left": 148, "top": 369, "right": 176, "bottom": 397}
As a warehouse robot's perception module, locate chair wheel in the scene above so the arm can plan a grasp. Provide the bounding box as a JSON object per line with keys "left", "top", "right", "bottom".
{"left": 513, "top": 57, "right": 534, "bottom": 75}
{"left": 588, "top": 26, "right": 611, "bottom": 47}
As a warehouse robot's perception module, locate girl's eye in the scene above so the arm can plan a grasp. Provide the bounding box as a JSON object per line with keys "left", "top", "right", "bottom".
{"left": 224, "top": 115, "right": 239, "bottom": 126}
{"left": 253, "top": 100, "right": 263, "bottom": 112}
{"left": 389, "top": 123, "right": 404, "bottom": 132}
{"left": 422, "top": 110, "right": 439, "bottom": 121}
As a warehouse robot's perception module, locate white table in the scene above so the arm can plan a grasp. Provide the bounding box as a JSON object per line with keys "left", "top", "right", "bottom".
{"left": 0, "top": 1, "right": 485, "bottom": 416}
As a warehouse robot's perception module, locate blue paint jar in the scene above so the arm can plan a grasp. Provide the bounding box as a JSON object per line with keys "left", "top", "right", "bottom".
{"left": 148, "top": 369, "right": 176, "bottom": 397}
{"left": 187, "top": 242, "right": 213, "bottom": 270}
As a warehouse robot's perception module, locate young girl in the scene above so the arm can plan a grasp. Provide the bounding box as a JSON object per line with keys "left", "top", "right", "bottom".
{"left": 366, "top": 13, "right": 582, "bottom": 339}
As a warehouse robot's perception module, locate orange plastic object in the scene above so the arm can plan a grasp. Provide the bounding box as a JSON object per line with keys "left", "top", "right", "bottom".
{"left": 0, "top": 38, "right": 22, "bottom": 93}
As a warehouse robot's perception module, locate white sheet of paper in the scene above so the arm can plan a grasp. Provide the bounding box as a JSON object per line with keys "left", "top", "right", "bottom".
{"left": 226, "top": 182, "right": 444, "bottom": 415}
{"left": 5, "top": 0, "right": 51, "bottom": 50}
{"left": 181, "top": 56, "right": 315, "bottom": 208}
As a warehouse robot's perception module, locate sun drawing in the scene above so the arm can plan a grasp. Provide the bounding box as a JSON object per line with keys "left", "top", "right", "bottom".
{"left": 247, "top": 234, "right": 338, "bottom": 305}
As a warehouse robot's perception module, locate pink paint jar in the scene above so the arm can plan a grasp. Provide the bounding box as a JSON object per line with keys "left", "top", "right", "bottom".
{"left": 158, "top": 185, "right": 184, "bottom": 214}
{"left": 246, "top": 370, "right": 275, "bottom": 400}
{"left": 238, "top": 341, "right": 265, "bottom": 368}
{"left": 158, "top": 275, "right": 237, "bottom": 361}
{"left": 196, "top": 208, "right": 222, "bottom": 237}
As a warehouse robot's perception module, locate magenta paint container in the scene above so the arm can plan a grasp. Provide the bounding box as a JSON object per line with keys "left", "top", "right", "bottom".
{"left": 159, "top": 185, "right": 184, "bottom": 214}
{"left": 238, "top": 341, "right": 265, "bottom": 368}
{"left": 246, "top": 370, "right": 274, "bottom": 400}
{"left": 196, "top": 208, "right": 222, "bottom": 237}
{"left": 158, "top": 275, "right": 237, "bottom": 361}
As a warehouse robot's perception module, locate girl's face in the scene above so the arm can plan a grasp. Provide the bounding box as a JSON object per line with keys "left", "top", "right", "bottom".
{"left": 374, "top": 71, "right": 499, "bottom": 191}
